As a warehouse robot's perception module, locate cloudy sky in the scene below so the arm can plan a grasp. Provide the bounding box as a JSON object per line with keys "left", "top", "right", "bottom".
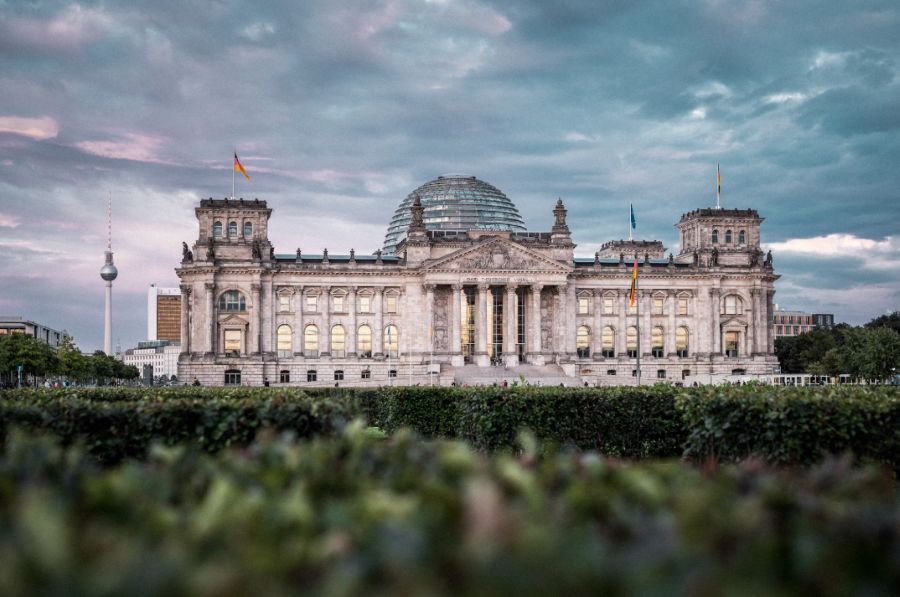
{"left": 1, "top": 0, "right": 898, "bottom": 352}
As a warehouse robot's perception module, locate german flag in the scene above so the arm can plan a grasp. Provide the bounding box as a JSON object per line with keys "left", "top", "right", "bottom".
{"left": 234, "top": 152, "right": 250, "bottom": 181}
{"left": 629, "top": 256, "right": 638, "bottom": 306}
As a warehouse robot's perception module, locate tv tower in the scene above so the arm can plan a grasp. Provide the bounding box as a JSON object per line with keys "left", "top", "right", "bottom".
{"left": 100, "top": 194, "right": 118, "bottom": 355}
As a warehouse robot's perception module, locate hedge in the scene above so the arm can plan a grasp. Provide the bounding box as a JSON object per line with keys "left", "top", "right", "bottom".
{"left": 1, "top": 385, "right": 899, "bottom": 468}
{"left": 0, "top": 428, "right": 897, "bottom": 595}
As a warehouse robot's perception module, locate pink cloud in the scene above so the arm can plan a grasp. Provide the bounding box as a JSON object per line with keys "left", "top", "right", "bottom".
{"left": 76, "top": 133, "right": 167, "bottom": 163}
{"left": 0, "top": 116, "right": 59, "bottom": 140}
{"left": 0, "top": 4, "right": 112, "bottom": 52}
{"left": 0, "top": 213, "right": 22, "bottom": 228}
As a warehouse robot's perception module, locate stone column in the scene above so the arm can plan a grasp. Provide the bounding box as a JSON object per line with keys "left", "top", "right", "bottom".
{"left": 321, "top": 286, "right": 331, "bottom": 357}
{"left": 295, "top": 285, "right": 304, "bottom": 355}
{"left": 179, "top": 284, "right": 192, "bottom": 354}
{"left": 374, "top": 287, "right": 384, "bottom": 358}
{"left": 451, "top": 284, "right": 463, "bottom": 365}
{"left": 766, "top": 290, "right": 775, "bottom": 354}
{"left": 424, "top": 284, "right": 435, "bottom": 356}
{"left": 592, "top": 290, "right": 602, "bottom": 358}
{"left": 348, "top": 286, "right": 358, "bottom": 357}
{"left": 504, "top": 284, "right": 518, "bottom": 366}
{"left": 666, "top": 291, "right": 676, "bottom": 356}
{"left": 617, "top": 289, "right": 627, "bottom": 357}
{"left": 642, "top": 291, "right": 652, "bottom": 357}
{"left": 476, "top": 284, "right": 489, "bottom": 366}
{"left": 250, "top": 283, "right": 261, "bottom": 354}
{"left": 566, "top": 285, "right": 577, "bottom": 357}
{"left": 530, "top": 284, "right": 543, "bottom": 364}
{"left": 750, "top": 288, "right": 761, "bottom": 355}
{"left": 555, "top": 286, "right": 566, "bottom": 359}
{"left": 263, "top": 279, "right": 273, "bottom": 353}
{"left": 709, "top": 288, "right": 721, "bottom": 355}
{"left": 205, "top": 282, "right": 215, "bottom": 354}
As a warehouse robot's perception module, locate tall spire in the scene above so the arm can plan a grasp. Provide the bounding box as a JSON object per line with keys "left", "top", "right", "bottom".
{"left": 100, "top": 193, "right": 118, "bottom": 355}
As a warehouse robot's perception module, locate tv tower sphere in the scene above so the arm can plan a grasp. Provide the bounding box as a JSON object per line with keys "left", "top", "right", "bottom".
{"left": 100, "top": 252, "right": 118, "bottom": 281}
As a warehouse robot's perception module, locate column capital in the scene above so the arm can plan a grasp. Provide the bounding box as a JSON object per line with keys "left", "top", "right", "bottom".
{"left": 349, "top": 285, "right": 358, "bottom": 293}
{"left": 424, "top": 283, "right": 436, "bottom": 292}
{"left": 477, "top": 283, "right": 490, "bottom": 291}
{"left": 180, "top": 284, "right": 192, "bottom": 295}
{"left": 555, "top": 285, "right": 566, "bottom": 296}
{"left": 505, "top": 283, "right": 517, "bottom": 293}
{"left": 205, "top": 282, "right": 215, "bottom": 291}
{"left": 251, "top": 283, "right": 262, "bottom": 293}
{"left": 374, "top": 286, "right": 384, "bottom": 295}
{"left": 750, "top": 287, "right": 761, "bottom": 297}
{"left": 451, "top": 283, "right": 464, "bottom": 291}
{"left": 531, "top": 283, "right": 543, "bottom": 293}
{"left": 321, "top": 285, "right": 332, "bottom": 294}
{"left": 709, "top": 287, "right": 720, "bottom": 297}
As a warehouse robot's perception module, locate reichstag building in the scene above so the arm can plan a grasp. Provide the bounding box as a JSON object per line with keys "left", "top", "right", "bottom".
{"left": 176, "top": 174, "right": 779, "bottom": 386}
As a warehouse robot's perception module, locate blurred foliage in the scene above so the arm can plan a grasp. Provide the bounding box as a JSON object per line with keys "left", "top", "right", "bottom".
{"left": 0, "top": 427, "right": 897, "bottom": 596}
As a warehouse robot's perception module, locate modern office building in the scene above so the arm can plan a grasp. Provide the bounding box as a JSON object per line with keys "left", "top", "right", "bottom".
{"left": 175, "top": 174, "right": 780, "bottom": 386}
{"left": 0, "top": 317, "right": 66, "bottom": 348}
{"left": 121, "top": 340, "right": 181, "bottom": 380}
{"left": 147, "top": 284, "right": 182, "bottom": 342}
{"left": 772, "top": 309, "right": 836, "bottom": 337}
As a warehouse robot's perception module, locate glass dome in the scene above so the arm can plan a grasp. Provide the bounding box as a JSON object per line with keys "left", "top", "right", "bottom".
{"left": 383, "top": 175, "right": 527, "bottom": 254}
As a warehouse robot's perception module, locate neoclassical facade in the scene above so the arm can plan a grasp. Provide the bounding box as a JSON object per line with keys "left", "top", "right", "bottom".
{"left": 176, "top": 176, "right": 779, "bottom": 386}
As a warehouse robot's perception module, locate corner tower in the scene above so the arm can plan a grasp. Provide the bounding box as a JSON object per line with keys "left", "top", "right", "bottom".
{"left": 675, "top": 208, "right": 764, "bottom": 266}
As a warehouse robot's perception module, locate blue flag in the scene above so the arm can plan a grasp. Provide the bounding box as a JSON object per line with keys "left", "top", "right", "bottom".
{"left": 630, "top": 204, "right": 636, "bottom": 230}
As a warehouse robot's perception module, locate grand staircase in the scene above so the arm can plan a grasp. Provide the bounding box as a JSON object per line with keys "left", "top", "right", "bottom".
{"left": 441, "top": 363, "right": 580, "bottom": 387}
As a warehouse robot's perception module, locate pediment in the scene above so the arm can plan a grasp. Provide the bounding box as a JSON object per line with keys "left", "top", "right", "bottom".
{"left": 423, "top": 237, "right": 571, "bottom": 273}
{"left": 219, "top": 314, "right": 250, "bottom": 325}
{"left": 720, "top": 315, "right": 748, "bottom": 327}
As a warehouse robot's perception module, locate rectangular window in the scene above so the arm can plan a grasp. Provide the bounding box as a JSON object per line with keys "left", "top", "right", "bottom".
{"left": 224, "top": 330, "right": 241, "bottom": 353}
{"left": 677, "top": 297, "right": 687, "bottom": 315}
{"left": 602, "top": 297, "right": 615, "bottom": 315}
{"left": 279, "top": 370, "right": 290, "bottom": 383}
{"left": 725, "top": 331, "right": 739, "bottom": 357}
{"left": 385, "top": 295, "right": 398, "bottom": 313}
{"left": 682, "top": 369, "right": 691, "bottom": 380}
{"left": 278, "top": 295, "right": 291, "bottom": 312}
{"left": 361, "top": 369, "right": 371, "bottom": 379}
{"left": 305, "top": 295, "right": 317, "bottom": 312}
{"left": 334, "top": 370, "right": 344, "bottom": 381}
{"left": 657, "top": 369, "right": 666, "bottom": 379}
{"left": 306, "top": 370, "right": 317, "bottom": 382}
{"left": 652, "top": 297, "right": 664, "bottom": 315}
{"left": 607, "top": 369, "right": 616, "bottom": 376}
{"left": 577, "top": 297, "right": 589, "bottom": 315}
{"left": 358, "top": 295, "right": 371, "bottom": 313}
{"left": 224, "top": 370, "right": 241, "bottom": 385}
{"left": 333, "top": 295, "right": 345, "bottom": 312}
{"left": 388, "top": 369, "right": 397, "bottom": 378}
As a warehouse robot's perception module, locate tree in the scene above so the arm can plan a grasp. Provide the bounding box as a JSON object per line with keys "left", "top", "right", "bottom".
{"left": 840, "top": 327, "right": 900, "bottom": 382}
{"left": 865, "top": 311, "right": 900, "bottom": 334}
{"left": 57, "top": 335, "right": 91, "bottom": 382}
{"left": 0, "top": 333, "right": 59, "bottom": 385}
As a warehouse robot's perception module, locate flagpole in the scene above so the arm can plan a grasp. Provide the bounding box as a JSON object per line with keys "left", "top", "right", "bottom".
{"left": 629, "top": 203, "right": 633, "bottom": 241}
{"left": 716, "top": 162, "right": 721, "bottom": 209}
{"left": 635, "top": 256, "right": 641, "bottom": 387}
{"left": 232, "top": 152, "right": 235, "bottom": 200}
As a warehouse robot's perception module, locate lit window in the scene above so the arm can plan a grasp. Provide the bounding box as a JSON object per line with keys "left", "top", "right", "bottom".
{"left": 278, "top": 295, "right": 291, "bottom": 312}
{"left": 626, "top": 326, "right": 638, "bottom": 358}
{"left": 243, "top": 221, "right": 252, "bottom": 237}
{"left": 331, "top": 325, "right": 346, "bottom": 357}
{"left": 279, "top": 370, "right": 290, "bottom": 383}
{"left": 218, "top": 290, "right": 246, "bottom": 312}
{"left": 224, "top": 330, "right": 242, "bottom": 353}
{"left": 725, "top": 331, "right": 740, "bottom": 357}
{"left": 334, "top": 370, "right": 344, "bottom": 381}
{"left": 305, "top": 294, "right": 317, "bottom": 312}
{"left": 725, "top": 230, "right": 732, "bottom": 244}
{"left": 723, "top": 295, "right": 743, "bottom": 315}
{"left": 384, "top": 324, "right": 399, "bottom": 358}
{"left": 358, "top": 295, "right": 372, "bottom": 313}
{"left": 357, "top": 324, "right": 372, "bottom": 357}
{"left": 651, "top": 326, "right": 664, "bottom": 357}
{"left": 213, "top": 221, "right": 223, "bottom": 237}
{"left": 576, "top": 326, "right": 590, "bottom": 358}
{"left": 333, "top": 294, "right": 345, "bottom": 312}
{"left": 577, "top": 297, "right": 589, "bottom": 315}
{"left": 304, "top": 325, "right": 319, "bottom": 357}
{"left": 385, "top": 295, "right": 398, "bottom": 314}
{"left": 676, "top": 327, "right": 689, "bottom": 357}
{"left": 602, "top": 296, "right": 615, "bottom": 315}
{"left": 277, "top": 325, "right": 292, "bottom": 356}
{"left": 228, "top": 221, "right": 238, "bottom": 236}
{"left": 677, "top": 297, "right": 688, "bottom": 316}
{"left": 224, "top": 369, "right": 241, "bottom": 385}
{"left": 306, "top": 370, "right": 317, "bottom": 382}
{"left": 601, "top": 326, "right": 615, "bottom": 358}
{"left": 652, "top": 297, "right": 664, "bottom": 315}
{"left": 712, "top": 229, "right": 719, "bottom": 244}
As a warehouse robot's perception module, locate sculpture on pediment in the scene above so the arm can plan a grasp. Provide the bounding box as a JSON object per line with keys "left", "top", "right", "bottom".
{"left": 182, "top": 242, "right": 193, "bottom": 263}
{"left": 710, "top": 247, "right": 719, "bottom": 266}
{"left": 206, "top": 237, "right": 215, "bottom": 261}
{"left": 458, "top": 243, "right": 533, "bottom": 270}
{"left": 765, "top": 250, "right": 773, "bottom": 268}
{"left": 251, "top": 240, "right": 261, "bottom": 259}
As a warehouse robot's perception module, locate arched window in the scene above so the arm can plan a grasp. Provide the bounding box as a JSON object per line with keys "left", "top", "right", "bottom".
{"left": 357, "top": 324, "right": 372, "bottom": 358}
{"left": 739, "top": 230, "right": 746, "bottom": 245}
{"left": 218, "top": 290, "right": 246, "bottom": 312}
{"left": 723, "top": 295, "right": 744, "bottom": 315}
{"left": 676, "top": 327, "right": 689, "bottom": 357}
{"left": 331, "top": 324, "right": 346, "bottom": 357}
{"left": 725, "top": 229, "right": 732, "bottom": 244}
{"left": 384, "top": 324, "right": 399, "bottom": 358}
{"left": 228, "top": 221, "right": 238, "bottom": 236}
{"left": 601, "top": 326, "right": 615, "bottom": 358}
{"left": 277, "top": 324, "right": 292, "bottom": 357}
{"left": 304, "top": 325, "right": 319, "bottom": 357}
{"left": 243, "top": 221, "right": 252, "bottom": 237}
{"left": 576, "top": 326, "right": 591, "bottom": 358}
{"left": 712, "top": 229, "right": 719, "bottom": 244}
{"left": 626, "top": 326, "right": 638, "bottom": 358}
{"left": 213, "top": 221, "right": 223, "bottom": 237}
{"left": 651, "top": 326, "right": 664, "bottom": 357}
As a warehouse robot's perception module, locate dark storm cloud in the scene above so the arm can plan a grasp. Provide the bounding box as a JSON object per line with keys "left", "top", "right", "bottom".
{"left": 1, "top": 0, "right": 899, "bottom": 349}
